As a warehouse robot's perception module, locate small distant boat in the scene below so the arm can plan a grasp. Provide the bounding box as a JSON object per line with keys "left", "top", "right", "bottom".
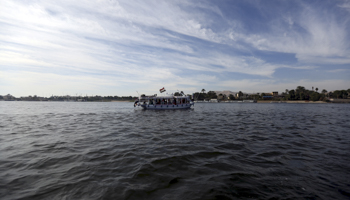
{"left": 134, "top": 93, "right": 194, "bottom": 110}
{"left": 243, "top": 100, "right": 257, "bottom": 103}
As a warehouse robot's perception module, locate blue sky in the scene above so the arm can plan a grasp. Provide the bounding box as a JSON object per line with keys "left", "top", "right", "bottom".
{"left": 1, "top": 0, "right": 349, "bottom": 97}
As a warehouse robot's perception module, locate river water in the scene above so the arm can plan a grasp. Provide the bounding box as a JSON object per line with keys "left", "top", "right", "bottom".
{"left": 0, "top": 102, "right": 349, "bottom": 199}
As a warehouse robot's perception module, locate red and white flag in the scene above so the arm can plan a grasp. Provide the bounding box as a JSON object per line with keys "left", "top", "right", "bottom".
{"left": 159, "top": 87, "right": 166, "bottom": 93}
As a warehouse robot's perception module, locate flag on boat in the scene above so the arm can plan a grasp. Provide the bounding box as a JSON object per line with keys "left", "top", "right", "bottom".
{"left": 160, "top": 87, "right": 166, "bottom": 93}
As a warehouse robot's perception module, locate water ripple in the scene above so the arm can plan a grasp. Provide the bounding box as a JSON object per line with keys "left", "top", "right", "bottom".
{"left": 0, "top": 102, "right": 349, "bottom": 199}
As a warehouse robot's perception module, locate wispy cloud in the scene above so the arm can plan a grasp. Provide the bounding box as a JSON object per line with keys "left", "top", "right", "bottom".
{"left": 230, "top": 4, "right": 349, "bottom": 61}
{"left": 338, "top": 1, "right": 350, "bottom": 11}
{"left": 326, "top": 69, "right": 349, "bottom": 73}
{"left": 0, "top": 0, "right": 349, "bottom": 96}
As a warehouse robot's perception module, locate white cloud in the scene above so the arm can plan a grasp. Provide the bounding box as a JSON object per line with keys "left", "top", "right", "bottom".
{"left": 0, "top": 0, "right": 349, "bottom": 96}
{"left": 283, "top": 65, "right": 318, "bottom": 70}
{"left": 226, "top": 3, "right": 350, "bottom": 65}
{"left": 338, "top": 1, "right": 350, "bottom": 11}
{"left": 326, "top": 69, "right": 349, "bottom": 73}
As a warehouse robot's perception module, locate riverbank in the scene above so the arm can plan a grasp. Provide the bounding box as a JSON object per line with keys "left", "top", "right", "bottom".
{"left": 257, "top": 100, "right": 327, "bottom": 103}
{"left": 0, "top": 100, "right": 135, "bottom": 102}
{"left": 258, "top": 99, "right": 350, "bottom": 103}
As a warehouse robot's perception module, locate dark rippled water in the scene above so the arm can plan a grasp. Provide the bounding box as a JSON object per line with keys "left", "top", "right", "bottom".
{"left": 1, "top": 102, "right": 350, "bottom": 199}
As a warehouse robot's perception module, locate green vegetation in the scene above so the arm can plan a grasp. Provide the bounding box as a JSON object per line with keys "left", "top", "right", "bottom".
{"left": 331, "top": 89, "right": 350, "bottom": 99}
{"left": 284, "top": 86, "right": 350, "bottom": 101}
{"left": 193, "top": 91, "right": 217, "bottom": 100}
{"left": 192, "top": 86, "right": 349, "bottom": 102}
{"left": 229, "top": 94, "right": 235, "bottom": 100}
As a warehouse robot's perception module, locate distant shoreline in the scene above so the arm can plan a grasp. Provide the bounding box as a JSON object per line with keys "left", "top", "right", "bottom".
{"left": 257, "top": 100, "right": 327, "bottom": 103}
{"left": 0, "top": 100, "right": 134, "bottom": 102}
{"left": 1, "top": 100, "right": 349, "bottom": 103}
{"left": 195, "top": 100, "right": 350, "bottom": 104}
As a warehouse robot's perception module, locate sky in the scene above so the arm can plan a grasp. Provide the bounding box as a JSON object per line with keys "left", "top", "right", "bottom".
{"left": 1, "top": 0, "right": 350, "bottom": 97}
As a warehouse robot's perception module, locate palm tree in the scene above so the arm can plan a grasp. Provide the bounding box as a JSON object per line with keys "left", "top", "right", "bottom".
{"left": 322, "top": 89, "right": 327, "bottom": 94}
{"left": 316, "top": 88, "right": 318, "bottom": 93}
{"left": 201, "top": 89, "right": 206, "bottom": 93}
{"left": 285, "top": 89, "right": 289, "bottom": 94}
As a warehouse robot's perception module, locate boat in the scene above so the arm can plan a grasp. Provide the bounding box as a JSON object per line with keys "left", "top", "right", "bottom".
{"left": 243, "top": 100, "right": 257, "bottom": 103}
{"left": 134, "top": 93, "right": 194, "bottom": 110}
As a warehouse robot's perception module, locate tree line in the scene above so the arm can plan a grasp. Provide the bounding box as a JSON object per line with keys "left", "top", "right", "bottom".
{"left": 284, "top": 86, "right": 350, "bottom": 101}
{"left": 191, "top": 86, "right": 350, "bottom": 101}
{"left": 192, "top": 89, "right": 218, "bottom": 100}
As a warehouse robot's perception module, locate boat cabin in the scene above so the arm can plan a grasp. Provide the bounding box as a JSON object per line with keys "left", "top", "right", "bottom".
{"left": 135, "top": 94, "right": 194, "bottom": 109}
{"left": 138, "top": 94, "right": 191, "bottom": 105}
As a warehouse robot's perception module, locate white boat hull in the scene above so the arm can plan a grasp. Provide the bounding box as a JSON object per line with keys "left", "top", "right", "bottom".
{"left": 140, "top": 104, "right": 192, "bottom": 110}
